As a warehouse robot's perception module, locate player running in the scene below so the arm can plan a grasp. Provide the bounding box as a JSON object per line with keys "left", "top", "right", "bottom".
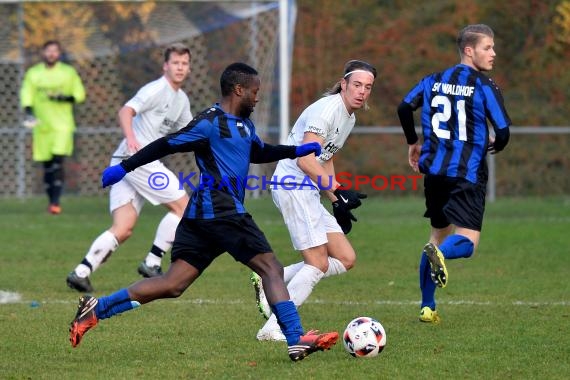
{"left": 252, "top": 60, "right": 376, "bottom": 341}
{"left": 397, "top": 24, "right": 511, "bottom": 323}
{"left": 66, "top": 43, "right": 193, "bottom": 293}
{"left": 68, "top": 62, "right": 338, "bottom": 361}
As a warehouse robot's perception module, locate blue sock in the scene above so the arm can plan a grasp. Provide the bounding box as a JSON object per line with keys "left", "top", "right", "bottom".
{"left": 440, "top": 234, "right": 474, "bottom": 259}
{"left": 272, "top": 300, "right": 304, "bottom": 345}
{"left": 419, "top": 253, "right": 436, "bottom": 309}
{"left": 95, "top": 288, "right": 140, "bottom": 320}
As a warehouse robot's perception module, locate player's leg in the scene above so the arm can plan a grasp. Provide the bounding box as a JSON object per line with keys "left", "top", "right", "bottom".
{"left": 247, "top": 251, "right": 338, "bottom": 361}
{"left": 32, "top": 128, "right": 55, "bottom": 211}
{"left": 69, "top": 259, "right": 199, "bottom": 348}
{"left": 436, "top": 179, "right": 484, "bottom": 261}
{"left": 70, "top": 216, "right": 212, "bottom": 348}
{"left": 48, "top": 155, "right": 65, "bottom": 212}
{"left": 419, "top": 225, "right": 452, "bottom": 323}
{"left": 48, "top": 129, "right": 73, "bottom": 213}
{"left": 323, "top": 226, "right": 356, "bottom": 277}
{"left": 419, "top": 175, "right": 450, "bottom": 322}
{"left": 124, "top": 162, "right": 189, "bottom": 278}
{"left": 256, "top": 244, "right": 328, "bottom": 340}
{"left": 254, "top": 231, "right": 354, "bottom": 326}
{"left": 66, "top": 183, "right": 142, "bottom": 292}
{"left": 139, "top": 193, "right": 188, "bottom": 277}
{"left": 255, "top": 189, "right": 329, "bottom": 338}
{"left": 43, "top": 159, "right": 55, "bottom": 209}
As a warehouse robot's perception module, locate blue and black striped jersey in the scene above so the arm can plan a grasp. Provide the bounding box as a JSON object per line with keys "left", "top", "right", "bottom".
{"left": 120, "top": 103, "right": 297, "bottom": 220}
{"left": 166, "top": 104, "right": 264, "bottom": 219}
{"left": 402, "top": 64, "right": 511, "bottom": 183}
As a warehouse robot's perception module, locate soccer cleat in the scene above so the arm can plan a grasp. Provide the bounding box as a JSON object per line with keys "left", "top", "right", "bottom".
{"left": 288, "top": 330, "right": 339, "bottom": 362}
{"left": 48, "top": 204, "right": 62, "bottom": 215}
{"left": 250, "top": 272, "right": 271, "bottom": 319}
{"left": 419, "top": 306, "right": 441, "bottom": 323}
{"left": 424, "top": 242, "right": 448, "bottom": 288}
{"left": 66, "top": 271, "right": 94, "bottom": 293}
{"left": 137, "top": 261, "right": 163, "bottom": 278}
{"left": 256, "top": 328, "right": 287, "bottom": 342}
{"left": 69, "top": 295, "right": 99, "bottom": 348}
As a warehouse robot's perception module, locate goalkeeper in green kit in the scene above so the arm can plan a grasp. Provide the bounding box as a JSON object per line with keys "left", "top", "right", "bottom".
{"left": 20, "top": 40, "right": 86, "bottom": 214}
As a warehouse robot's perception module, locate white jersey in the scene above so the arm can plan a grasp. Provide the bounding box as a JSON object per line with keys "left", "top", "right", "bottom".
{"left": 273, "top": 93, "right": 355, "bottom": 185}
{"left": 112, "top": 76, "right": 192, "bottom": 158}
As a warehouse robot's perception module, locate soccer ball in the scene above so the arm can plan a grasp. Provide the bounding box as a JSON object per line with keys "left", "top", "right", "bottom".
{"left": 342, "top": 316, "right": 386, "bottom": 358}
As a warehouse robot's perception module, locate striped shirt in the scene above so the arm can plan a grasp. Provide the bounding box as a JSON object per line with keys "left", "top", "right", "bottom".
{"left": 403, "top": 64, "right": 511, "bottom": 183}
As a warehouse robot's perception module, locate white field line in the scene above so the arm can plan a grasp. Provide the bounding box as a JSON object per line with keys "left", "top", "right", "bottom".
{"left": 1, "top": 291, "right": 568, "bottom": 307}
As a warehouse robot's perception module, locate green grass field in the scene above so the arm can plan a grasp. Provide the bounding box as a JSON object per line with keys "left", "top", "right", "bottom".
{"left": 0, "top": 195, "right": 568, "bottom": 379}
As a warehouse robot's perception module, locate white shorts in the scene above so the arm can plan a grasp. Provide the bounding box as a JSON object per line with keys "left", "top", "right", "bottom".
{"left": 271, "top": 187, "right": 342, "bottom": 251}
{"left": 109, "top": 158, "right": 187, "bottom": 214}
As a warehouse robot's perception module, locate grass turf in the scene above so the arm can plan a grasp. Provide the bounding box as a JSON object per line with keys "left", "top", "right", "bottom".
{"left": 0, "top": 195, "right": 568, "bottom": 379}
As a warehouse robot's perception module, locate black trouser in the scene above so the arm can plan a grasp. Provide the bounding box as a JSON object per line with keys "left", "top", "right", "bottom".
{"left": 43, "top": 155, "right": 64, "bottom": 205}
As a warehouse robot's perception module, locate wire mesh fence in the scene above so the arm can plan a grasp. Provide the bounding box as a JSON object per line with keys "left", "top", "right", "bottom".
{"left": 0, "top": 1, "right": 281, "bottom": 197}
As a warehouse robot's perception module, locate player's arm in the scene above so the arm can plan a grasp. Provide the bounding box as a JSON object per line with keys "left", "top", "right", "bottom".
{"left": 118, "top": 105, "right": 141, "bottom": 153}
{"left": 488, "top": 127, "right": 510, "bottom": 154}
{"left": 296, "top": 132, "right": 334, "bottom": 189}
{"left": 71, "top": 70, "right": 86, "bottom": 104}
{"left": 484, "top": 80, "right": 511, "bottom": 154}
{"left": 250, "top": 136, "right": 321, "bottom": 164}
{"left": 397, "top": 101, "right": 422, "bottom": 172}
{"left": 250, "top": 142, "right": 297, "bottom": 163}
{"left": 102, "top": 122, "right": 210, "bottom": 188}
{"left": 20, "top": 72, "right": 38, "bottom": 128}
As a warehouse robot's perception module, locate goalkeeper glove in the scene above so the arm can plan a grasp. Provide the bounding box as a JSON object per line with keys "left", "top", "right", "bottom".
{"left": 333, "top": 188, "right": 367, "bottom": 210}
{"left": 295, "top": 142, "right": 321, "bottom": 158}
{"left": 101, "top": 164, "right": 127, "bottom": 188}
{"left": 22, "top": 107, "right": 38, "bottom": 129}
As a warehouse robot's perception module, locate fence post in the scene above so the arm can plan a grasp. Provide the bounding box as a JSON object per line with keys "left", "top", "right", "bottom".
{"left": 487, "top": 154, "right": 496, "bottom": 202}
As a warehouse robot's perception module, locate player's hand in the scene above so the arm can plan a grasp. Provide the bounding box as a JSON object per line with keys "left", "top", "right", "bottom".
{"left": 332, "top": 201, "right": 356, "bottom": 234}
{"left": 22, "top": 115, "right": 38, "bottom": 129}
{"left": 487, "top": 136, "right": 498, "bottom": 155}
{"left": 126, "top": 137, "right": 141, "bottom": 154}
{"left": 295, "top": 142, "right": 321, "bottom": 158}
{"left": 333, "top": 189, "right": 367, "bottom": 210}
{"left": 408, "top": 143, "right": 421, "bottom": 172}
{"left": 101, "top": 164, "right": 127, "bottom": 188}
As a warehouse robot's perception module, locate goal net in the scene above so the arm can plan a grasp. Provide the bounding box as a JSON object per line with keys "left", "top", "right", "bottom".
{"left": 0, "top": 1, "right": 291, "bottom": 197}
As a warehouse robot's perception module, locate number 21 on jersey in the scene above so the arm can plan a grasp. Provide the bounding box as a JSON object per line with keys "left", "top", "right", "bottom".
{"left": 431, "top": 95, "right": 467, "bottom": 141}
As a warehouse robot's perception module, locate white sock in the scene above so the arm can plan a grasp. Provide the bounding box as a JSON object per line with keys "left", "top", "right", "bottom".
{"left": 283, "top": 261, "right": 304, "bottom": 283}
{"left": 323, "top": 257, "right": 347, "bottom": 278}
{"left": 75, "top": 230, "right": 118, "bottom": 277}
{"left": 287, "top": 264, "right": 324, "bottom": 306}
{"left": 144, "top": 212, "right": 180, "bottom": 267}
{"left": 260, "top": 264, "right": 324, "bottom": 333}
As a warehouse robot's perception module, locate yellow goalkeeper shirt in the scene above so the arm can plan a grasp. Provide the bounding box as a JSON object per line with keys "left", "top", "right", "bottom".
{"left": 20, "top": 61, "right": 86, "bottom": 132}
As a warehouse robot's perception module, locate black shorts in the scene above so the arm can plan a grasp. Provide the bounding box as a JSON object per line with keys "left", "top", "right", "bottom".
{"left": 171, "top": 213, "right": 273, "bottom": 273}
{"left": 423, "top": 175, "right": 486, "bottom": 231}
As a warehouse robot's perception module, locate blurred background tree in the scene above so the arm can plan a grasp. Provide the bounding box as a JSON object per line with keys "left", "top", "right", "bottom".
{"left": 292, "top": 0, "right": 569, "bottom": 126}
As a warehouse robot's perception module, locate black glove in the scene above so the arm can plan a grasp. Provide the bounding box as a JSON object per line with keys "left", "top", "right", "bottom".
{"left": 333, "top": 189, "right": 367, "bottom": 210}
{"left": 332, "top": 200, "right": 356, "bottom": 234}
{"left": 49, "top": 94, "right": 75, "bottom": 103}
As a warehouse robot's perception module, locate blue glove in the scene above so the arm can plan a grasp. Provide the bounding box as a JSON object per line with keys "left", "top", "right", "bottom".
{"left": 295, "top": 142, "right": 321, "bottom": 158}
{"left": 101, "top": 164, "right": 127, "bottom": 188}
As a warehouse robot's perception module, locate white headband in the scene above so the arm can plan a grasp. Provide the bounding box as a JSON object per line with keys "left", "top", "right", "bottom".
{"left": 343, "top": 69, "right": 375, "bottom": 79}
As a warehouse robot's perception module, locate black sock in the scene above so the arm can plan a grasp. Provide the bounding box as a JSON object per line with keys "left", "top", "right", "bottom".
{"left": 51, "top": 155, "right": 64, "bottom": 205}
